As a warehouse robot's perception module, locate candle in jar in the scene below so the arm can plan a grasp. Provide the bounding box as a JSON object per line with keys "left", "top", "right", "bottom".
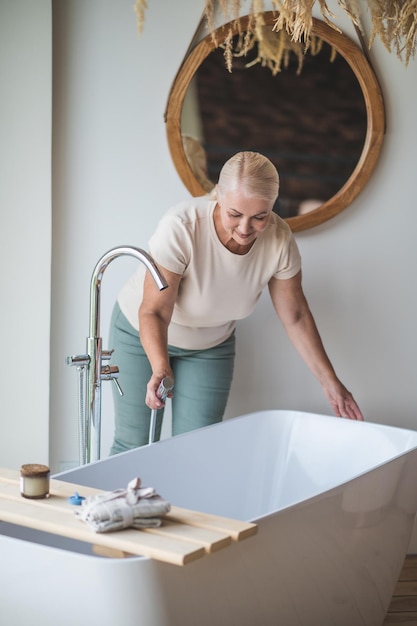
{"left": 20, "top": 464, "right": 50, "bottom": 499}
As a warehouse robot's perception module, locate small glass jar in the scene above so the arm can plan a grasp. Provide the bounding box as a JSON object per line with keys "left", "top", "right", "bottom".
{"left": 20, "top": 464, "right": 50, "bottom": 499}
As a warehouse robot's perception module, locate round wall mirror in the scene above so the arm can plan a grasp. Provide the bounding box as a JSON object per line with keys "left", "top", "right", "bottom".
{"left": 165, "top": 14, "right": 385, "bottom": 232}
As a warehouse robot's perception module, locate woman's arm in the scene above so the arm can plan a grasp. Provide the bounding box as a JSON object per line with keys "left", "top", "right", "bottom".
{"left": 139, "top": 266, "right": 182, "bottom": 409}
{"left": 268, "top": 270, "right": 363, "bottom": 421}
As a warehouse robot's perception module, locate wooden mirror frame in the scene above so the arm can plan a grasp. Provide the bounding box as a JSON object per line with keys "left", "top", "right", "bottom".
{"left": 165, "top": 13, "right": 385, "bottom": 232}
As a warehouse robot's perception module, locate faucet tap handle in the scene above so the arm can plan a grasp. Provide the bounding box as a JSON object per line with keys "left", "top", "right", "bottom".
{"left": 67, "top": 354, "right": 90, "bottom": 367}
{"left": 112, "top": 377, "right": 124, "bottom": 396}
{"left": 101, "top": 364, "right": 124, "bottom": 396}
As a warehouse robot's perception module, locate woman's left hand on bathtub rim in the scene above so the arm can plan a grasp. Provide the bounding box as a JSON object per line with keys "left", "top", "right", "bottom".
{"left": 322, "top": 379, "right": 364, "bottom": 421}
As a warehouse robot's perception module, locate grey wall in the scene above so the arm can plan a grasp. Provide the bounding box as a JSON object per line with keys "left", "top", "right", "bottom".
{"left": 0, "top": 0, "right": 51, "bottom": 468}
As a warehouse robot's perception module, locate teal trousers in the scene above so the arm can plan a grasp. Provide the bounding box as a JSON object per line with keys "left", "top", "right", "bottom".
{"left": 109, "top": 303, "right": 235, "bottom": 455}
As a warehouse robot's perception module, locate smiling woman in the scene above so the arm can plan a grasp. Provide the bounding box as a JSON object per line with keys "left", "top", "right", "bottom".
{"left": 165, "top": 14, "right": 386, "bottom": 232}
{"left": 214, "top": 194, "right": 273, "bottom": 254}
{"left": 107, "top": 149, "right": 363, "bottom": 458}
{"left": 214, "top": 149, "right": 279, "bottom": 254}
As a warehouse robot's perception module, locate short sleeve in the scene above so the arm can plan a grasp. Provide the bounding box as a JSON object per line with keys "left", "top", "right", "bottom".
{"left": 272, "top": 228, "right": 302, "bottom": 280}
{"left": 148, "top": 214, "right": 192, "bottom": 275}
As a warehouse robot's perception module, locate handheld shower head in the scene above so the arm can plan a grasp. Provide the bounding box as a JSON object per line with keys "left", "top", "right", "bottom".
{"left": 156, "top": 377, "right": 174, "bottom": 401}
{"left": 149, "top": 377, "right": 175, "bottom": 445}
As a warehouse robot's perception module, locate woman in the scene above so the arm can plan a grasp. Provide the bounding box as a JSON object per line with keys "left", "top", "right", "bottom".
{"left": 109, "top": 151, "right": 363, "bottom": 455}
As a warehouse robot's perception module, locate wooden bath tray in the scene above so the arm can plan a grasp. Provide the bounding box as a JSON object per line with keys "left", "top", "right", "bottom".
{"left": 0, "top": 468, "right": 257, "bottom": 566}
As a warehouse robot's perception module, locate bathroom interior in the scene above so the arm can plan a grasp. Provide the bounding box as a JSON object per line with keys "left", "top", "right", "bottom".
{"left": 1, "top": 0, "right": 417, "bottom": 624}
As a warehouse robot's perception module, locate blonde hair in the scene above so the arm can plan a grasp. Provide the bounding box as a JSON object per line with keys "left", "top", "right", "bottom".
{"left": 217, "top": 152, "right": 279, "bottom": 202}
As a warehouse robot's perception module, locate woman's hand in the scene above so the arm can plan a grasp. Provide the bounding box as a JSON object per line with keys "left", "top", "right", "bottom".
{"left": 145, "top": 371, "right": 175, "bottom": 410}
{"left": 321, "top": 378, "right": 364, "bottom": 421}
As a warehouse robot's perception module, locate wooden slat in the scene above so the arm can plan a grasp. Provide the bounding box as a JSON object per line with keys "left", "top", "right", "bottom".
{"left": 166, "top": 506, "right": 258, "bottom": 541}
{"left": 384, "top": 614, "right": 417, "bottom": 625}
{"left": 92, "top": 544, "right": 133, "bottom": 559}
{"left": 400, "top": 555, "right": 417, "bottom": 568}
{"left": 0, "top": 468, "right": 256, "bottom": 566}
{"left": 0, "top": 497, "right": 204, "bottom": 566}
{"left": 384, "top": 556, "right": 417, "bottom": 625}
{"left": 145, "top": 518, "right": 232, "bottom": 553}
{"left": 393, "top": 581, "right": 417, "bottom": 596}
{"left": 49, "top": 476, "right": 257, "bottom": 541}
{"left": 386, "top": 596, "right": 417, "bottom": 613}
{"left": 0, "top": 479, "right": 232, "bottom": 554}
{"left": 399, "top": 556, "right": 417, "bottom": 581}
{"left": 0, "top": 469, "right": 256, "bottom": 542}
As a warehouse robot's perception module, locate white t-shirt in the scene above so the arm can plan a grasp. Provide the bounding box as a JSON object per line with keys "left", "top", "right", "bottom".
{"left": 118, "top": 197, "right": 301, "bottom": 350}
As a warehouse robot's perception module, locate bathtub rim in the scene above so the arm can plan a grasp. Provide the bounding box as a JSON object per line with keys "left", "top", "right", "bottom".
{"left": 57, "top": 409, "right": 417, "bottom": 480}
{"left": 3, "top": 409, "right": 417, "bottom": 563}
{"left": 58, "top": 409, "right": 417, "bottom": 517}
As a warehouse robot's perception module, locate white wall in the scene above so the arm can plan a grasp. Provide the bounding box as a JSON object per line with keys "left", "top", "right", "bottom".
{"left": 2, "top": 1, "right": 417, "bottom": 545}
{"left": 50, "top": 0, "right": 205, "bottom": 470}
{"left": 51, "top": 0, "right": 417, "bottom": 473}
{"left": 0, "top": 0, "right": 51, "bottom": 469}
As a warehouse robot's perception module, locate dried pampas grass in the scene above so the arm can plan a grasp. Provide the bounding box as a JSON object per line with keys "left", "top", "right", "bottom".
{"left": 133, "top": 0, "right": 417, "bottom": 66}
{"left": 366, "top": 0, "right": 417, "bottom": 65}
{"left": 222, "top": 25, "right": 332, "bottom": 75}
{"left": 208, "top": 0, "right": 417, "bottom": 67}
{"left": 133, "top": 0, "right": 147, "bottom": 35}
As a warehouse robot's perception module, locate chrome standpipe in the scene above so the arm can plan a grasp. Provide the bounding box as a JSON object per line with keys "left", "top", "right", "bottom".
{"left": 67, "top": 246, "right": 168, "bottom": 464}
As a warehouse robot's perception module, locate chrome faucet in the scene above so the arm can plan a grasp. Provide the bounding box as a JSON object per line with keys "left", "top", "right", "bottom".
{"left": 67, "top": 246, "right": 168, "bottom": 464}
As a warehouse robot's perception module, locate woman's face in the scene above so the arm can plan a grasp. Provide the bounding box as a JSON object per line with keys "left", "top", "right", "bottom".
{"left": 216, "top": 188, "right": 273, "bottom": 247}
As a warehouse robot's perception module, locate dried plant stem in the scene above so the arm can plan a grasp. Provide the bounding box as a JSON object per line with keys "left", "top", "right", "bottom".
{"left": 133, "top": 0, "right": 416, "bottom": 66}
{"left": 133, "top": 0, "right": 147, "bottom": 35}
{"left": 203, "top": 0, "right": 416, "bottom": 66}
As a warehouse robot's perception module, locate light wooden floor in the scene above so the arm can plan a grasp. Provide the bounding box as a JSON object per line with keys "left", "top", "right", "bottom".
{"left": 383, "top": 555, "right": 417, "bottom": 625}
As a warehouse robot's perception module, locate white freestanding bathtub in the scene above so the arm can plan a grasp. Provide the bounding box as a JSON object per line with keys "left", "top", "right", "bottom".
{"left": 2, "top": 410, "right": 417, "bottom": 626}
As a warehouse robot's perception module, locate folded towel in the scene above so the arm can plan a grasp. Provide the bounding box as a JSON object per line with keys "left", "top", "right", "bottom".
{"left": 76, "top": 477, "right": 171, "bottom": 533}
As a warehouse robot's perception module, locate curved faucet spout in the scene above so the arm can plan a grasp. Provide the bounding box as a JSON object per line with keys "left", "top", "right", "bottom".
{"left": 87, "top": 246, "right": 168, "bottom": 462}
{"left": 67, "top": 246, "right": 168, "bottom": 464}
{"left": 89, "top": 246, "right": 168, "bottom": 338}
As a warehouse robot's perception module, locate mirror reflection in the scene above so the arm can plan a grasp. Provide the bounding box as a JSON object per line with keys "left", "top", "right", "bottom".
{"left": 181, "top": 39, "right": 367, "bottom": 219}
{"left": 165, "top": 15, "right": 385, "bottom": 231}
